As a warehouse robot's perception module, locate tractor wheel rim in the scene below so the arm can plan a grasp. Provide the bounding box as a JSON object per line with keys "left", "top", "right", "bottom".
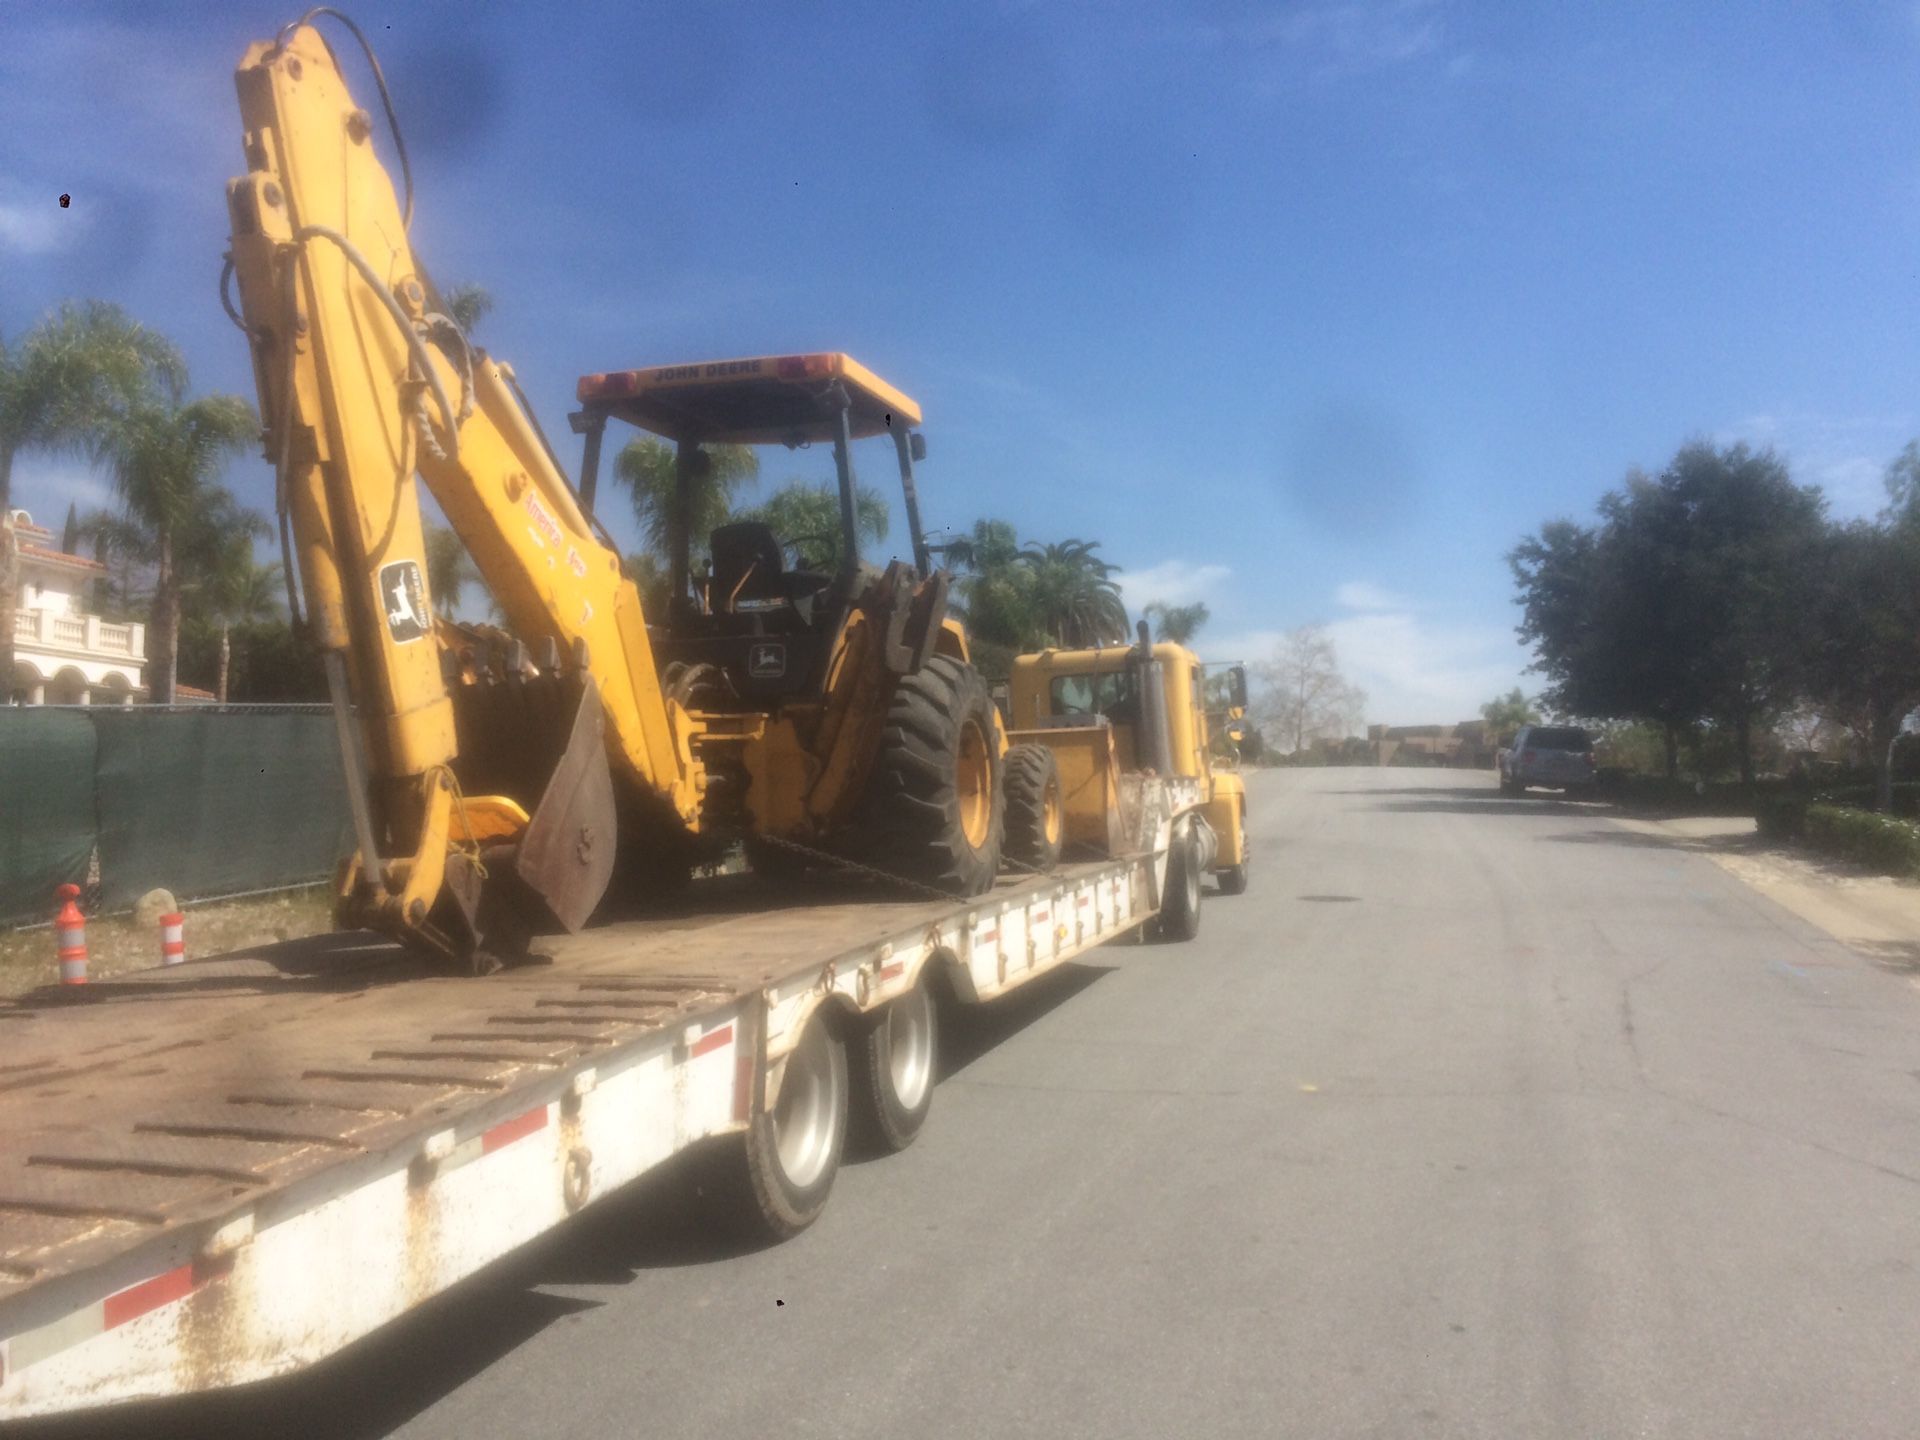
{"left": 1043, "top": 778, "right": 1063, "bottom": 847}
{"left": 774, "top": 1020, "right": 835, "bottom": 1189}
{"left": 957, "top": 719, "right": 992, "bottom": 849}
{"left": 886, "top": 984, "right": 934, "bottom": 1111}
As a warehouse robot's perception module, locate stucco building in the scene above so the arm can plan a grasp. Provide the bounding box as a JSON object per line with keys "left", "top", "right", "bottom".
{"left": 6, "top": 509, "right": 146, "bottom": 706}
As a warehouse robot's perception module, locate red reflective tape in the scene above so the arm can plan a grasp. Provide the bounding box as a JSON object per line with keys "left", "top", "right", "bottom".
{"left": 879, "top": 961, "right": 905, "bottom": 980}
{"left": 690, "top": 1024, "right": 733, "bottom": 1059}
{"left": 103, "top": 1263, "right": 195, "bottom": 1330}
{"left": 732, "top": 1047, "right": 754, "bottom": 1123}
{"left": 481, "top": 1105, "right": 548, "bottom": 1154}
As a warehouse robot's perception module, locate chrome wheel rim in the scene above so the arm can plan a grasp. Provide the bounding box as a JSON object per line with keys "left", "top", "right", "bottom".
{"left": 774, "top": 1019, "right": 836, "bottom": 1189}
{"left": 886, "top": 985, "right": 934, "bottom": 1112}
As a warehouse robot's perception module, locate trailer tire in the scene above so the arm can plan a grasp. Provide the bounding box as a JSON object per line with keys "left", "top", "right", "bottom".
{"left": 1217, "top": 862, "right": 1248, "bottom": 896}
{"left": 1150, "top": 824, "right": 1203, "bottom": 943}
{"left": 1002, "top": 743, "right": 1063, "bottom": 873}
{"left": 730, "top": 1008, "right": 847, "bottom": 1241}
{"left": 851, "top": 977, "right": 938, "bottom": 1153}
{"left": 856, "top": 656, "right": 1004, "bottom": 896}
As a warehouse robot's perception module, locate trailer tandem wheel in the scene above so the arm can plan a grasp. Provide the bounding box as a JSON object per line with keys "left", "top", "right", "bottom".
{"left": 851, "top": 976, "right": 938, "bottom": 1152}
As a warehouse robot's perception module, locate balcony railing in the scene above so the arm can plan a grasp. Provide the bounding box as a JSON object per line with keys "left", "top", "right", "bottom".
{"left": 13, "top": 609, "right": 146, "bottom": 659}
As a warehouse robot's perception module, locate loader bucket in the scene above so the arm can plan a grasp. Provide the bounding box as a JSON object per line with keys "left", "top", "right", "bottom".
{"left": 446, "top": 669, "right": 618, "bottom": 938}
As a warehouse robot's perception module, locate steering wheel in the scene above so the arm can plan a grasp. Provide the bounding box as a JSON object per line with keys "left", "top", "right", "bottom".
{"left": 780, "top": 532, "right": 839, "bottom": 572}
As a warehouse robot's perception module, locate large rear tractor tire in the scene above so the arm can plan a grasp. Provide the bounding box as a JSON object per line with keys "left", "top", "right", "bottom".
{"left": 1002, "top": 743, "right": 1064, "bottom": 873}
{"left": 1216, "top": 861, "right": 1249, "bottom": 896}
{"left": 855, "top": 656, "right": 1004, "bottom": 895}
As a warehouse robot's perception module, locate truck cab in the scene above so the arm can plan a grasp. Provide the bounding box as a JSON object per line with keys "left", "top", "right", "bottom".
{"left": 1008, "top": 640, "right": 1250, "bottom": 894}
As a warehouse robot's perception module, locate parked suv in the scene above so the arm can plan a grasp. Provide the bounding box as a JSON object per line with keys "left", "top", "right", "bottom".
{"left": 1497, "top": 725, "right": 1595, "bottom": 795}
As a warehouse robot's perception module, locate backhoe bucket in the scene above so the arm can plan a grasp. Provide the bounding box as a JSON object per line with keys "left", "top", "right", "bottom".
{"left": 446, "top": 670, "right": 618, "bottom": 942}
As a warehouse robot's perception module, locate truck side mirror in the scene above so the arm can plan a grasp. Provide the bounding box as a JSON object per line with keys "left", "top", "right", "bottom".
{"left": 909, "top": 432, "right": 927, "bottom": 462}
{"left": 1227, "top": 665, "right": 1247, "bottom": 711}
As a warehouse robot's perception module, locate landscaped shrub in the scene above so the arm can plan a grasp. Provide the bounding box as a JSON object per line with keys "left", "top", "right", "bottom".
{"left": 1755, "top": 791, "right": 1807, "bottom": 840}
{"left": 1801, "top": 804, "right": 1920, "bottom": 878}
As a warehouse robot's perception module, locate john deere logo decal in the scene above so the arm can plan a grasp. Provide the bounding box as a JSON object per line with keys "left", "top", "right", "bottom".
{"left": 380, "top": 560, "right": 430, "bottom": 643}
{"left": 748, "top": 642, "right": 786, "bottom": 678}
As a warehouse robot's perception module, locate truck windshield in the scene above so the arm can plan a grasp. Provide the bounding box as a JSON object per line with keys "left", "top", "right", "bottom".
{"left": 1052, "top": 672, "right": 1136, "bottom": 720}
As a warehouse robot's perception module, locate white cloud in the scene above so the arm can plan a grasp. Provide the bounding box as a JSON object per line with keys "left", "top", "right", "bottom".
{"left": 1327, "top": 609, "right": 1526, "bottom": 727}
{"left": 1333, "top": 580, "right": 1407, "bottom": 612}
{"left": 1115, "top": 559, "right": 1231, "bottom": 611}
{"left": 1713, "top": 410, "right": 1914, "bottom": 521}
{"left": 1217, "top": 585, "right": 1529, "bottom": 727}
{"left": 9, "top": 458, "right": 114, "bottom": 523}
{"left": 0, "top": 197, "right": 72, "bottom": 257}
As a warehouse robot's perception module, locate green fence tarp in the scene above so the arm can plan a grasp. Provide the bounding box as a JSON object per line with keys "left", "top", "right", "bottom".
{"left": 92, "top": 709, "right": 353, "bottom": 911}
{"left": 0, "top": 711, "right": 98, "bottom": 924}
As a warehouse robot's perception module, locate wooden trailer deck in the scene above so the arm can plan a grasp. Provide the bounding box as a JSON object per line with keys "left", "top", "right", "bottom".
{"left": 0, "top": 866, "right": 1114, "bottom": 1315}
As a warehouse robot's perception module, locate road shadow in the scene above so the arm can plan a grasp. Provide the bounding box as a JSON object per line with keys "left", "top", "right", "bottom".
{"left": 1540, "top": 827, "right": 1765, "bottom": 857}
{"left": 1364, "top": 793, "right": 1608, "bottom": 816}
{"left": 1853, "top": 939, "right": 1920, "bottom": 976}
{"left": 11, "top": 959, "right": 1121, "bottom": 1440}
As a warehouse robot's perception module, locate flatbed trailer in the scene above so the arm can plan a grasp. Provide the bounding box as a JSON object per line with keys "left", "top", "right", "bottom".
{"left": 0, "top": 785, "right": 1194, "bottom": 1421}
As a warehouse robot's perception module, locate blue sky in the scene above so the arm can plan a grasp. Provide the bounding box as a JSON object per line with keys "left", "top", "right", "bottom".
{"left": 6, "top": 0, "right": 1920, "bottom": 722}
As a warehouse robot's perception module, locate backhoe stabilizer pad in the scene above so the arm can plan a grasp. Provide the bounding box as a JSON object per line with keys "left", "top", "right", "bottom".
{"left": 511, "top": 675, "right": 619, "bottom": 933}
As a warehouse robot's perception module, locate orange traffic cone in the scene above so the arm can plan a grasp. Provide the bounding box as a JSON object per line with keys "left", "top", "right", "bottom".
{"left": 160, "top": 912, "right": 185, "bottom": 967}
{"left": 54, "top": 884, "right": 87, "bottom": 985}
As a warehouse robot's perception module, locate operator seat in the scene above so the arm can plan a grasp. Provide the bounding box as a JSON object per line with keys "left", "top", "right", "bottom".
{"left": 649, "top": 522, "right": 841, "bottom": 705}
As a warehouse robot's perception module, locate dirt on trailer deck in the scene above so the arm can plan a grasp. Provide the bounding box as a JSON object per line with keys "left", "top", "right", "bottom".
{"left": 0, "top": 889, "right": 334, "bottom": 997}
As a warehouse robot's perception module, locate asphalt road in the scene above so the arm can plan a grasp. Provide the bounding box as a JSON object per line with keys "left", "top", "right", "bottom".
{"left": 40, "top": 768, "right": 1920, "bottom": 1439}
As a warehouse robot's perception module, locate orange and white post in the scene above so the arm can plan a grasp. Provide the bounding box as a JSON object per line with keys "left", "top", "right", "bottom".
{"left": 160, "top": 912, "right": 186, "bottom": 967}
{"left": 54, "top": 883, "right": 87, "bottom": 985}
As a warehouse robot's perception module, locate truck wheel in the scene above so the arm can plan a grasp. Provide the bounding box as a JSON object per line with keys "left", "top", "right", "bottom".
{"left": 733, "top": 1008, "right": 847, "bottom": 1240}
{"left": 857, "top": 655, "right": 1004, "bottom": 895}
{"left": 1002, "top": 743, "right": 1063, "bottom": 873}
{"left": 851, "top": 978, "right": 938, "bottom": 1153}
{"left": 1149, "top": 825, "right": 1203, "bottom": 943}
{"left": 1216, "top": 862, "right": 1248, "bottom": 896}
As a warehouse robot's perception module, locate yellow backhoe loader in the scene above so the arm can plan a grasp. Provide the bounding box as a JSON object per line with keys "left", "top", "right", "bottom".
{"left": 221, "top": 13, "right": 1001, "bottom": 972}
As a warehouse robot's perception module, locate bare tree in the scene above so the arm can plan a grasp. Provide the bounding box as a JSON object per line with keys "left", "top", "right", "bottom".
{"left": 1253, "top": 624, "right": 1367, "bottom": 756}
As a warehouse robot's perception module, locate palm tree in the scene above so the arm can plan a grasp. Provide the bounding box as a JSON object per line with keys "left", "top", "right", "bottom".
{"left": 733, "top": 479, "right": 888, "bottom": 573}
{"left": 443, "top": 283, "right": 494, "bottom": 336}
{"left": 1145, "top": 601, "right": 1209, "bottom": 646}
{"left": 613, "top": 437, "right": 760, "bottom": 564}
{"left": 424, "top": 521, "right": 480, "bottom": 616}
{"left": 89, "top": 394, "right": 257, "bottom": 703}
{"left": 1018, "top": 538, "right": 1129, "bottom": 647}
{"left": 205, "top": 554, "right": 284, "bottom": 702}
{"left": 946, "top": 517, "right": 1041, "bottom": 654}
{"left": 0, "top": 301, "right": 184, "bottom": 698}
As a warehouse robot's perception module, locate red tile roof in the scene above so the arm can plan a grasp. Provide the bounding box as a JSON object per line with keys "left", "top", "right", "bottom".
{"left": 19, "top": 543, "right": 106, "bottom": 572}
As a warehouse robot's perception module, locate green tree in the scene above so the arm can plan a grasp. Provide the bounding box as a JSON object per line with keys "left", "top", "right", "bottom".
{"left": 87, "top": 393, "right": 258, "bottom": 703}
{"left": 424, "top": 521, "right": 480, "bottom": 617}
{"left": 205, "top": 555, "right": 284, "bottom": 702}
{"left": 613, "top": 437, "right": 760, "bottom": 566}
{"left": 624, "top": 551, "right": 672, "bottom": 616}
{"left": 1144, "top": 600, "right": 1209, "bottom": 646}
{"left": 1512, "top": 443, "right": 1823, "bottom": 782}
{"left": 1017, "top": 538, "right": 1128, "bottom": 647}
{"left": 946, "top": 518, "right": 1039, "bottom": 655}
{"left": 733, "top": 479, "right": 889, "bottom": 574}
{"left": 0, "top": 301, "right": 185, "bottom": 697}
{"left": 442, "top": 283, "right": 494, "bottom": 336}
{"left": 1806, "top": 522, "right": 1920, "bottom": 812}
{"left": 1479, "top": 687, "right": 1539, "bottom": 745}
